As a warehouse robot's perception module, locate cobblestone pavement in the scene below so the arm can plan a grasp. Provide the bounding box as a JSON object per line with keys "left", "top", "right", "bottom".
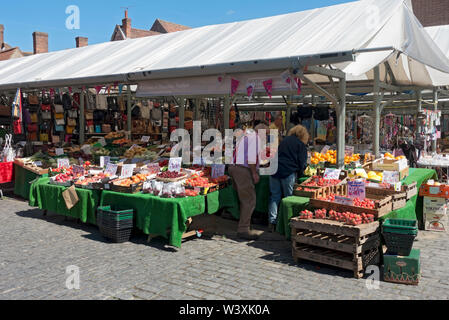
{"left": 1, "top": 198, "right": 448, "bottom": 300}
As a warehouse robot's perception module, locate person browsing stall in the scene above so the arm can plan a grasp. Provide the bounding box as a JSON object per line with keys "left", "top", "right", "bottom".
{"left": 228, "top": 124, "right": 269, "bottom": 240}
{"left": 268, "top": 125, "right": 309, "bottom": 232}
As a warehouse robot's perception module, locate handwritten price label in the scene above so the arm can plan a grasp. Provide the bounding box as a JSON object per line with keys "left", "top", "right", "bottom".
{"left": 348, "top": 180, "right": 366, "bottom": 200}
{"left": 323, "top": 169, "right": 341, "bottom": 180}
{"left": 141, "top": 136, "right": 151, "bottom": 143}
{"left": 168, "top": 157, "right": 182, "bottom": 173}
{"left": 120, "top": 164, "right": 136, "bottom": 179}
{"left": 72, "top": 165, "right": 85, "bottom": 176}
{"left": 100, "top": 156, "right": 110, "bottom": 168}
{"left": 211, "top": 164, "right": 226, "bottom": 179}
{"left": 57, "top": 158, "right": 70, "bottom": 168}
{"left": 55, "top": 148, "right": 64, "bottom": 156}
{"left": 334, "top": 196, "right": 353, "bottom": 206}
{"left": 383, "top": 171, "right": 400, "bottom": 185}
{"left": 105, "top": 163, "right": 118, "bottom": 176}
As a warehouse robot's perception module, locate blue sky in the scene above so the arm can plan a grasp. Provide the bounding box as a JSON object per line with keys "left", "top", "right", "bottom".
{"left": 1, "top": 0, "right": 357, "bottom": 53}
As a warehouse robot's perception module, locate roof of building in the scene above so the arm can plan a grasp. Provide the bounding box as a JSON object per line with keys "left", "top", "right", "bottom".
{"left": 0, "top": 47, "right": 24, "bottom": 61}
{"left": 150, "top": 19, "right": 191, "bottom": 33}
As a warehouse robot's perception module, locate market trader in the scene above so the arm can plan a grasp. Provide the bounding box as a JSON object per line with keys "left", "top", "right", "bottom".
{"left": 228, "top": 123, "right": 268, "bottom": 240}
{"left": 268, "top": 125, "right": 309, "bottom": 232}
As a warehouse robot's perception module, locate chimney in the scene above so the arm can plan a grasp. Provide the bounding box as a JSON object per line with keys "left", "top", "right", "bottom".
{"left": 122, "top": 10, "right": 131, "bottom": 38}
{"left": 33, "top": 31, "right": 48, "bottom": 54}
{"left": 76, "top": 36, "right": 88, "bottom": 48}
{"left": 0, "top": 24, "right": 4, "bottom": 50}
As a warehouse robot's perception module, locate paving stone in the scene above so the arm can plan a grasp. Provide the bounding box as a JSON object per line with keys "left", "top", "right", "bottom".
{"left": 1, "top": 198, "right": 449, "bottom": 300}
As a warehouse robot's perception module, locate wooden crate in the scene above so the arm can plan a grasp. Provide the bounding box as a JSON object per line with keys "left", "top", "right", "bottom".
{"left": 309, "top": 194, "right": 393, "bottom": 219}
{"left": 372, "top": 158, "right": 408, "bottom": 172}
{"left": 294, "top": 184, "right": 347, "bottom": 199}
{"left": 366, "top": 188, "right": 407, "bottom": 211}
{"left": 290, "top": 218, "right": 381, "bottom": 279}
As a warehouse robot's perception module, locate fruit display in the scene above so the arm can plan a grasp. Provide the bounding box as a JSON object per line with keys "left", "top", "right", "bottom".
{"left": 113, "top": 138, "right": 131, "bottom": 145}
{"left": 105, "top": 132, "right": 125, "bottom": 139}
{"left": 124, "top": 146, "right": 157, "bottom": 159}
{"left": 303, "top": 176, "right": 342, "bottom": 187}
{"left": 157, "top": 171, "right": 186, "bottom": 179}
{"left": 92, "top": 147, "right": 110, "bottom": 157}
{"left": 384, "top": 153, "right": 406, "bottom": 161}
{"left": 185, "top": 189, "right": 199, "bottom": 197}
{"left": 299, "top": 210, "right": 314, "bottom": 220}
{"left": 367, "top": 171, "right": 383, "bottom": 182}
{"left": 185, "top": 175, "right": 216, "bottom": 188}
{"left": 304, "top": 166, "right": 318, "bottom": 177}
{"left": 310, "top": 150, "right": 361, "bottom": 165}
{"left": 318, "top": 194, "right": 378, "bottom": 209}
{"left": 158, "top": 159, "right": 169, "bottom": 167}
{"left": 328, "top": 210, "right": 375, "bottom": 225}
{"left": 112, "top": 174, "right": 148, "bottom": 187}
{"left": 296, "top": 187, "right": 318, "bottom": 192}
{"left": 210, "top": 175, "right": 229, "bottom": 185}
{"left": 314, "top": 209, "right": 327, "bottom": 219}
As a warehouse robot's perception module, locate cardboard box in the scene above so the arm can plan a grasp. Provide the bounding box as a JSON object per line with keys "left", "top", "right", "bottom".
{"left": 383, "top": 249, "right": 421, "bottom": 286}
{"left": 424, "top": 212, "right": 448, "bottom": 232}
{"left": 372, "top": 158, "right": 408, "bottom": 172}
{"left": 423, "top": 197, "right": 448, "bottom": 215}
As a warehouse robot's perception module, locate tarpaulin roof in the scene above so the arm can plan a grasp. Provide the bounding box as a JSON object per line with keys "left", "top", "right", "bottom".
{"left": 0, "top": 0, "right": 449, "bottom": 92}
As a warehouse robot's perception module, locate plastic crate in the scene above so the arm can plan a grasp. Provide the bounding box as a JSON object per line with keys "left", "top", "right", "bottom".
{"left": 97, "top": 206, "right": 134, "bottom": 220}
{"left": 382, "top": 232, "right": 416, "bottom": 256}
{"left": 382, "top": 219, "right": 418, "bottom": 235}
{"left": 99, "top": 225, "right": 132, "bottom": 243}
{"left": 97, "top": 216, "right": 133, "bottom": 229}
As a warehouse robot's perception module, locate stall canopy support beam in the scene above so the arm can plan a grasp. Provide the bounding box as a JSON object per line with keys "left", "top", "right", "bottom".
{"left": 416, "top": 90, "right": 422, "bottom": 136}
{"left": 433, "top": 89, "right": 439, "bottom": 153}
{"left": 373, "top": 66, "right": 383, "bottom": 159}
{"left": 80, "top": 90, "right": 85, "bottom": 145}
{"left": 224, "top": 96, "right": 231, "bottom": 130}
{"left": 337, "top": 74, "right": 347, "bottom": 169}
{"left": 297, "top": 71, "right": 339, "bottom": 108}
{"left": 127, "top": 85, "right": 132, "bottom": 135}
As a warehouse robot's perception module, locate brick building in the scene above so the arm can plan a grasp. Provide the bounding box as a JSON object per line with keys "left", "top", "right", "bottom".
{"left": 412, "top": 0, "right": 449, "bottom": 27}
{"left": 0, "top": 24, "right": 47, "bottom": 61}
{"left": 111, "top": 10, "right": 190, "bottom": 41}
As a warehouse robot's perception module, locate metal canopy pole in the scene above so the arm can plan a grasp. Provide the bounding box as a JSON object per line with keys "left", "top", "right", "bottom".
{"left": 127, "top": 85, "right": 132, "bottom": 135}
{"left": 416, "top": 90, "right": 422, "bottom": 139}
{"left": 223, "top": 96, "right": 231, "bottom": 130}
{"left": 179, "top": 97, "right": 185, "bottom": 130}
{"left": 337, "top": 75, "right": 347, "bottom": 169}
{"left": 311, "top": 95, "right": 316, "bottom": 142}
{"left": 80, "top": 90, "right": 85, "bottom": 145}
{"left": 433, "top": 89, "right": 439, "bottom": 152}
{"left": 373, "top": 66, "right": 382, "bottom": 158}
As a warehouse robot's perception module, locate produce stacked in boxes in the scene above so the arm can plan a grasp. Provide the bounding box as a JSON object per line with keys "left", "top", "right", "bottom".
{"left": 419, "top": 180, "right": 449, "bottom": 233}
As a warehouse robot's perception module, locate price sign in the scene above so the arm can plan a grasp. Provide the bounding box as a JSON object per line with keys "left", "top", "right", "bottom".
{"left": 394, "top": 182, "right": 402, "bottom": 192}
{"left": 323, "top": 168, "right": 341, "bottom": 180}
{"left": 141, "top": 136, "right": 151, "bottom": 143}
{"left": 55, "top": 148, "right": 64, "bottom": 156}
{"left": 120, "top": 164, "right": 136, "bottom": 179}
{"left": 211, "top": 164, "right": 226, "bottom": 179}
{"left": 348, "top": 180, "right": 366, "bottom": 200}
{"left": 100, "top": 156, "right": 111, "bottom": 168}
{"left": 334, "top": 196, "right": 353, "bottom": 206}
{"left": 34, "top": 161, "right": 42, "bottom": 167}
{"left": 146, "top": 163, "right": 160, "bottom": 174}
{"left": 168, "top": 157, "right": 182, "bottom": 173}
{"left": 105, "top": 163, "right": 118, "bottom": 176}
{"left": 345, "top": 146, "right": 354, "bottom": 156}
{"left": 57, "top": 158, "right": 70, "bottom": 168}
{"left": 78, "top": 158, "right": 84, "bottom": 165}
{"left": 321, "top": 146, "right": 331, "bottom": 154}
{"left": 382, "top": 171, "right": 400, "bottom": 185}
{"left": 72, "top": 165, "right": 85, "bottom": 176}
{"left": 99, "top": 138, "right": 107, "bottom": 147}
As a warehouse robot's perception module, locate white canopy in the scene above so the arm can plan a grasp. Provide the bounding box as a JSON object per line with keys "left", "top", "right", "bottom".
{"left": 0, "top": 0, "right": 449, "bottom": 93}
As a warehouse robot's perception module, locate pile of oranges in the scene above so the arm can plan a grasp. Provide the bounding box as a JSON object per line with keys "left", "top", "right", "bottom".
{"left": 384, "top": 153, "right": 406, "bottom": 161}
{"left": 311, "top": 150, "right": 360, "bottom": 165}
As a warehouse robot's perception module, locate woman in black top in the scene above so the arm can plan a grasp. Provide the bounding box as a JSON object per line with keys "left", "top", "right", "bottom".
{"left": 268, "top": 125, "right": 309, "bottom": 232}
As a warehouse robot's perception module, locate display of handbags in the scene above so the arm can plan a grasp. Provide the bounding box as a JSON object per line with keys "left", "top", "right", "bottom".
{"left": 54, "top": 104, "right": 64, "bottom": 113}
{"left": 41, "top": 104, "right": 51, "bottom": 112}
{"left": 68, "top": 110, "right": 78, "bottom": 118}
{"left": 107, "top": 96, "right": 119, "bottom": 111}
{"left": 27, "top": 124, "right": 38, "bottom": 132}
{"left": 30, "top": 113, "right": 38, "bottom": 123}
{"left": 41, "top": 112, "right": 52, "bottom": 120}
{"left": 42, "top": 94, "right": 51, "bottom": 105}
{"left": 67, "top": 118, "right": 77, "bottom": 127}
{"left": 28, "top": 94, "right": 39, "bottom": 106}
{"left": 62, "top": 93, "right": 72, "bottom": 110}
{"left": 66, "top": 126, "right": 75, "bottom": 134}
{"left": 85, "top": 112, "right": 93, "bottom": 120}
{"left": 55, "top": 113, "right": 64, "bottom": 120}
{"left": 55, "top": 118, "right": 65, "bottom": 126}
{"left": 54, "top": 93, "right": 63, "bottom": 105}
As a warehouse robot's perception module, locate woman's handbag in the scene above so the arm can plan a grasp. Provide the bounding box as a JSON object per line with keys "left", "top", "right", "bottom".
{"left": 27, "top": 124, "right": 38, "bottom": 132}
{"left": 41, "top": 104, "right": 51, "bottom": 112}
{"left": 68, "top": 110, "right": 78, "bottom": 118}
{"left": 30, "top": 113, "right": 38, "bottom": 123}
{"left": 54, "top": 113, "right": 64, "bottom": 120}
{"left": 41, "top": 112, "right": 52, "bottom": 120}
{"left": 62, "top": 93, "right": 72, "bottom": 110}
{"left": 54, "top": 104, "right": 64, "bottom": 113}
{"left": 67, "top": 118, "right": 77, "bottom": 127}
{"left": 55, "top": 118, "right": 65, "bottom": 126}
{"left": 28, "top": 94, "right": 39, "bottom": 105}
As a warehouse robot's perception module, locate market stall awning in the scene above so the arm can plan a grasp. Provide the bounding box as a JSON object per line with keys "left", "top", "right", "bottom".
{"left": 0, "top": 0, "right": 449, "bottom": 92}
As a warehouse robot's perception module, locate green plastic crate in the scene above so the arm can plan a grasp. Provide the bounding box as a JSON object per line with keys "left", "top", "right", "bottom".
{"left": 382, "top": 219, "right": 418, "bottom": 235}
{"left": 97, "top": 206, "right": 134, "bottom": 221}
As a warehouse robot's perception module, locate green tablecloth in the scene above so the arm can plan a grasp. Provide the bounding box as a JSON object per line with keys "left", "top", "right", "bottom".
{"left": 14, "top": 164, "right": 46, "bottom": 200}
{"left": 277, "top": 168, "right": 437, "bottom": 239}
{"left": 100, "top": 191, "right": 206, "bottom": 248}
{"left": 29, "top": 177, "right": 101, "bottom": 225}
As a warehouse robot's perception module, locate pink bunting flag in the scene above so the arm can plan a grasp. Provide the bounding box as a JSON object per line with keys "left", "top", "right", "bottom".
{"left": 246, "top": 83, "right": 255, "bottom": 100}
{"left": 68, "top": 87, "right": 72, "bottom": 94}
{"left": 263, "top": 79, "right": 273, "bottom": 98}
{"left": 294, "top": 77, "right": 302, "bottom": 95}
{"left": 218, "top": 76, "right": 223, "bottom": 83}
{"left": 49, "top": 88, "right": 55, "bottom": 98}
{"left": 231, "top": 78, "right": 240, "bottom": 97}
{"left": 95, "top": 86, "right": 103, "bottom": 94}
{"left": 113, "top": 82, "right": 119, "bottom": 89}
